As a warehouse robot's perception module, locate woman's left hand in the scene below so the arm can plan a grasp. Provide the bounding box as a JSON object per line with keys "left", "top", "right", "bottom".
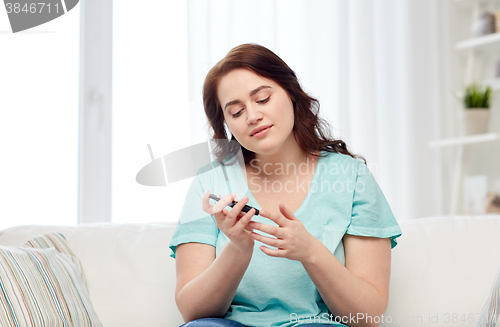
{"left": 247, "top": 202, "right": 319, "bottom": 262}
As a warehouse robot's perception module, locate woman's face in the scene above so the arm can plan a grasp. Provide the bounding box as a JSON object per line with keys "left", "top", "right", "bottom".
{"left": 217, "top": 68, "right": 295, "bottom": 156}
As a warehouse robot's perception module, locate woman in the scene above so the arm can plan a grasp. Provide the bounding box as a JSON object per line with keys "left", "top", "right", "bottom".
{"left": 169, "top": 44, "right": 402, "bottom": 327}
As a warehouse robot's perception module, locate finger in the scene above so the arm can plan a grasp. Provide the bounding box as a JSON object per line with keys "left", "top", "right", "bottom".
{"left": 212, "top": 193, "right": 236, "bottom": 214}
{"left": 250, "top": 231, "right": 283, "bottom": 248}
{"left": 225, "top": 195, "right": 248, "bottom": 215}
{"left": 247, "top": 221, "right": 281, "bottom": 238}
{"left": 279, "top": 202, "right": 299, "bottom": 221}
{"left": 259, "top": 208, "right": 287, "bottom": 227}
{"left": 219, "top": 198, "right": 251, "bottom": 234}
{"left": 236, "top": 207, "right": 255, "bottom": 229}
{"left": 227, "top": 196, "right": 250, "bottom": 220}
{"left": 241, "top": 210, "right": 256, "bottom": 231}
{"left": 215, "top": 207, "right": 240, "bottom": 231}
{"left": 259, "top": 245, "right": 284, "bottom": 257}
{"left": 202, "top": 190, "right": 215, "bottom": 215}
{"left": 212, "top": 208, "right": 227, "bottom": 225}
{"left": 222, "top": 208, "right": 245, "bottom": 219}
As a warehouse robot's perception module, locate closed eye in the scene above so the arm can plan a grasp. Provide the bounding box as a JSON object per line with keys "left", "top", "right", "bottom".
{"left": 232, "top": 97, "right": 270, "bottom": 118}
{"left": 258, "top": 96, "right": 270, "bottom": 104}
{"left": 232, "top": 109, "right": 243, "bottom": 118}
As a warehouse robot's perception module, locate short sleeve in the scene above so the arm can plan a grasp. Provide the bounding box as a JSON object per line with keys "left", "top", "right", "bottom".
{"left": 168, "top": 169, "right": 219, "bottom": 259}
{"left": 346, "top": 161, "right": 402, "bottom": 249}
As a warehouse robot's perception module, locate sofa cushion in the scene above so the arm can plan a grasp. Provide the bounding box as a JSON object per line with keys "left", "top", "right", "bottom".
{"left": 0, "top": 223, "right": 185, "bottom": 327}
{"left": 0, "top": 232, "right": 103, "bottom": 327}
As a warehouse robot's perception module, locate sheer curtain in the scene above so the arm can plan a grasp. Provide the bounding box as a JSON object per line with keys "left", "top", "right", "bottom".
{"left": 186, "top": 0, "right": 443, "bottom": 221}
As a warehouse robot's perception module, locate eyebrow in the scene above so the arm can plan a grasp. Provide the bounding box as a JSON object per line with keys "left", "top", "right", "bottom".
{"left": 224, "top": 85, "right": 272, "bottom": 111}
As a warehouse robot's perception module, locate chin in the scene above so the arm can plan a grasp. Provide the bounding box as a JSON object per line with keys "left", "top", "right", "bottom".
{"left": 243, "top": 135, "right": 286, "bottom": 155}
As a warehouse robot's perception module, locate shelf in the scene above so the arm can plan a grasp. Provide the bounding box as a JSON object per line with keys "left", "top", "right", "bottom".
{"left": 429, "top": 132, "right": 499, "bottom": 148}
{"left": 483, "top": 78, "right": 500, "bottom": 90}
{"left": 456, "top": 33, "right": 500, "bottom": 50}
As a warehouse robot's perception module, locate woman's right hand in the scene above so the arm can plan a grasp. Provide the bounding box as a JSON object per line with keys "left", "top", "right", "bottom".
{"left": 202, "top": 190, "right": 255, "bottom": 253}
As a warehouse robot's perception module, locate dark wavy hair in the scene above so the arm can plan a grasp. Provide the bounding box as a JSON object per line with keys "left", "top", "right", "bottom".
{"left": 203, "top": 43, "right": 366, "bottom": 166}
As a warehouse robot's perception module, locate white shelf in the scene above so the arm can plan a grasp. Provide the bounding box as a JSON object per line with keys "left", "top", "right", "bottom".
{"left": 483, "top": 78, "right": 500, "bottom": 90}
{"left": 429, "top": 133, "right": 499, "bottom": 148}
{"left": 456, "top": 33, "right": 500, "bottom": 50}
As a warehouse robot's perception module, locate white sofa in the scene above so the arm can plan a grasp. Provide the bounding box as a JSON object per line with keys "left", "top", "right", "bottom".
{"left": 0, "top": 215, "right": 499, "bottom": 327}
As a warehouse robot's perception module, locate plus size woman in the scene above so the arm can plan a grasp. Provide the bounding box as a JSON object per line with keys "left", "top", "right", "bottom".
{"left": 169, "top": 44, "right": 402, "bottom": 327}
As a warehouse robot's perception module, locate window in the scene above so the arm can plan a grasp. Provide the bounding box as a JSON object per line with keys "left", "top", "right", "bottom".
{"left": 0, "top": 8, "right": 80, "bottom": 230}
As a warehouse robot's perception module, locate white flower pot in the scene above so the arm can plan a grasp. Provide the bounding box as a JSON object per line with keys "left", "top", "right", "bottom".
{"left": 462, "top": 108, "right": 490, "bottom": 135}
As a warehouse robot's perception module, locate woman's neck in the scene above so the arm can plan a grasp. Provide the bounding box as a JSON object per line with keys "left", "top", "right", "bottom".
{"left": 246, "top": 145, "right": 319, "bottom": 179}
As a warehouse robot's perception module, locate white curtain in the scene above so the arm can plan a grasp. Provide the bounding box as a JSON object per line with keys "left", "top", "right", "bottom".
{"left": 186, "top": 0, "right": 443, "bottom": 221}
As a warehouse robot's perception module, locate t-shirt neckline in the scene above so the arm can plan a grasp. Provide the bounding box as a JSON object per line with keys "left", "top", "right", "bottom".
{"left": 237, "top": 150, "right": 325, "bottom": 217}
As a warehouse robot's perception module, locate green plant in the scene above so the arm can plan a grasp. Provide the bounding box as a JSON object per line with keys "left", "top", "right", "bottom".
{"left": 463, "top": 83, "right": 492, "bottom": 108}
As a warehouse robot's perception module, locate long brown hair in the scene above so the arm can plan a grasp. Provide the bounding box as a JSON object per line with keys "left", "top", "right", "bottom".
{"left": 203, "top": 43, "right": 367, "bottom": 166}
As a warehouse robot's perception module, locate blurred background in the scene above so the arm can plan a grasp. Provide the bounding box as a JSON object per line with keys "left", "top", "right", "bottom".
{"left": 1, "top": 0, "right": 499, "bottom": 230}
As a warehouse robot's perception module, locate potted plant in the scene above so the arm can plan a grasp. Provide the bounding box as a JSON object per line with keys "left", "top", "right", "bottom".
{"left": 461, "top": 82, "right": 493, "bottom": 135}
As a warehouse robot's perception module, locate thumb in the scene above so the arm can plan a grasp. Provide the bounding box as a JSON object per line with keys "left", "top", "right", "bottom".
{"left": 279, "top": 202, "right": 298, "bottom": 220}
{"left": 201, "top": 190, "right": 214, "bottom": 215}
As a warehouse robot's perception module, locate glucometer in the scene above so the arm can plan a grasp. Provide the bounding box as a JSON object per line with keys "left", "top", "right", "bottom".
{"left": 209, "top": 194, "right": 260, "bottom": 216}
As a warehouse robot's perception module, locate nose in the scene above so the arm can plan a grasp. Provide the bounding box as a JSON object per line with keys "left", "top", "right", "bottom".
{"left": 246, "top": 104, "right": 263, "bottom": 125}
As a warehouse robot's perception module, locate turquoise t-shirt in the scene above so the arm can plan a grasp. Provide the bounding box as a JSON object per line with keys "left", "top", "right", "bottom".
{"left": 169, "top": 150, "right": 402, "bottom": 327}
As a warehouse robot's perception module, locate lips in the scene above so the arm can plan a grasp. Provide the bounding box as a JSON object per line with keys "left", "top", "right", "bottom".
{"left": 251, "top": 125, "right": 272, "bottom": 136}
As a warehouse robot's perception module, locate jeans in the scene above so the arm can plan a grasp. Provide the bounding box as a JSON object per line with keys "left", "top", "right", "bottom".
{"left": 179, "top": 318, "right": 334, "bottom": 327}
{"left": 179, "top": 318, "right": 245, "bottom": 327}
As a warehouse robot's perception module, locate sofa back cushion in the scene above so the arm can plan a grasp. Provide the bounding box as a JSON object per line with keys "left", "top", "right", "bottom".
{"left": 384, "top": 215, "right": 500, "bottom": 327}
{"left": 0, "top": 223, "right": 184, "bottom": 327}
